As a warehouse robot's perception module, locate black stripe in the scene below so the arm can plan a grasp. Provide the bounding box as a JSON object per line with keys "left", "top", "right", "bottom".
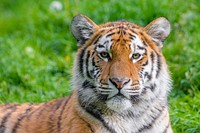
{"left": 106, "top": 32, "right": 115, "bottom": 38}
{"left": 142, "top": 60, "right": 148, "bottom": 66}
{"left": 83, "top": 80, "right": 90, "bottom": 88}
{"left": 137, "top": 57, "right": 145, "bottom": 63}
{"left": 123, "top": 38, "right": 129, "bottom": 43}
{"left": 48, "top": 99, "right": 64, "bottom": 133}
{"left": 86, "top": 51, "right": 92, "bottom": 79}
{"left": 150, "top": 52, "right": 155, "bottom": 64}
{"left": 0, "top": 105, "right": 18, "bottom": 133}
{"left": 82, "top": 80, "right": 90, "bottom": 88}
{"left": 129, "top": 36, "right": 135, "bottom": 40}
{"left": 143, "top": 40, "right": 148, "bottom": 46}
{"left": 123, "top": 30, "right": 126, "bottom": 35}
{"left": 92, "top": 55, "right": 98, "bottom": 67}
{"left": 139, "top": 31, "right": 144, "bottom": 36}
{"left": 126, "top": 110, "right": 136, "bottom": 118}
{"left": 85, "top": 107, "right": 117, "bottom": 133}
{"left": 91, "top": 51, "right": 95, "bottom": 56}
{"left": 26, "top": 102, "right": 45, "bottom": 120}
{"left": 126, "top": 108, "right": 147, "bottom": 118}
{"left": 128, "top": 33, "right": 136, "bottom": 39}
{"left": 129, "top": 28, "right": 137, "bottom": 35}
{"left": 79, "top": 48, "right": 86, "bottom": 77}
{"left": 54, "top": 99, "right": 64, "bottom": 111}
{"left": 93, "top": 35, "right": 102, "bottom": 45}
{"left": 77, "top": 113, "right": 95, "bottom": 133}
{"left": 144, "top": 72, "right": 152, "bottom": 81}
{"left": 97, "top": 44, "right": 105, "bottom": 48}
{"left": 82, "top": 80, "right": 96, "bottom": 89}
{"left": 136, "top": 106, "right": 166, "bottom": 133}
{"left": 91, "top": 55, "right": 100, "bottom": 79}
{"left": 156, "top": 53, "right": 161, "bottom": 78}
{"left": 57, "top": 95, "right": 72, "bottom": 133}
{"left": 103, "top": 40, "right": 109, "bottom": 46}
{"left": 150, "top": 52, "right": 155, "bottom": 77}
{"left": 89, "top": 54, "right": 97, "bottom": 78}
{"left": 94, "top": 70, "right": 100, "bottom": 79}
{"left": 35, "top": 102, "right": 48, "bottom": 119}
{"left": 116, "top": 38, "right": 120, "bottom": 43}
{"left": 117, "top": 30, "right": 121, "bottom": 34}
{"left": 12, "top": 104, "right": 33, "bottom": 133}
{"left": 137, "top": 45, "right": 145, "bottom": 50}
{"left": 150, "top": 83, "right": 156, "bottom": 92}
{"left": 0, "top": 104, "right": 18, "bottom": 112}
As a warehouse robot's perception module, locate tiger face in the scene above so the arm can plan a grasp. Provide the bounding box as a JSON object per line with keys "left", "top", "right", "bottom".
{"left": 72, "top": 15, "right": 171, "bottom": 112}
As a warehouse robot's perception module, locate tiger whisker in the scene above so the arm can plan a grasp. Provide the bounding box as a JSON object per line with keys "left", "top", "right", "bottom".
{"left": 128, "top": 93, "right": 140, "bottom": 96}
{"left": 98, "top": 88, "right": 113, "bottom": 92}
{"left": 124, "top": 87, "right": 140, "bottom": 90}
{"left": 126, "top": 91, "right": 140, "bottom": 94}
{"left": 96, "top": 87, "right": 113, "bottom": 95}
{"left": 100, "top": 93, "right": 110, "bottom": 95}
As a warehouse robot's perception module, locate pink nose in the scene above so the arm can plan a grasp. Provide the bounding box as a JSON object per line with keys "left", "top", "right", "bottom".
{"left": 109, "top": 78, "right": 130, "bottom": 89}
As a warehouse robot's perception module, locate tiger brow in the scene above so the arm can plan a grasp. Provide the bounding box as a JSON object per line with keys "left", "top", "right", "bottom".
{"left": 137, "top": 45, "right": 145, "bottom": 50}
{"left": 93, "top": 35, "right": 102, "bottom": 45}
{"left": 98, "top": 44, "right": 105, "bottom": 48}
{"left": 106, "top": 32, "right": 115, "bottom": 38}
{"left": 128, "top": 33, "right": 136, "bottom": 40}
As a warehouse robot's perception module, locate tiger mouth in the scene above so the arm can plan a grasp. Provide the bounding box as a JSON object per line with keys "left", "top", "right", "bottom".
{"left": 106, "top": 93, "right": 127, "bottom": 100}
{"left": 105, "top": 94, "right": 137, "bottom": 111}
{"left": 108, "top": 92, "right": 140, "bottom": 100}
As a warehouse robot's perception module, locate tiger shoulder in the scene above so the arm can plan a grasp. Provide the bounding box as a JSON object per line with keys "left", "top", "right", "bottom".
{"left": 0, "top": 14, "right": 173, "bottom": 133}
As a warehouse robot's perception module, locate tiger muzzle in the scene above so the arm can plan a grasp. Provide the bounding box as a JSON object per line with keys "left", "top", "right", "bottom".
{"left": 109, "top": 78, "right": 130, "bottom": 90}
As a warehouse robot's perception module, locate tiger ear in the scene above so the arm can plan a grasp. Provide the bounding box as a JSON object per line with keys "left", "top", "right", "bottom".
{"left": 145, "top": 17, "right": 170, "bottom": 48}
{"left": 71, "top": 14, "right": 98, "bottom": 47}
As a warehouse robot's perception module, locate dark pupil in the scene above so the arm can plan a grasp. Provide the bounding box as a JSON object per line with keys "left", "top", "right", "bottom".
{"left": 101, "top": 52, "right": 108, "bottom": 57}
{"left": 133, "top": 54, "right": 139, "bottom": 58}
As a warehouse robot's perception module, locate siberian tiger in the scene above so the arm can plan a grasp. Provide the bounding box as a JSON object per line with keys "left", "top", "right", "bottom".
{"left": 0, "top": 14, "right": 173, "bottom": 133}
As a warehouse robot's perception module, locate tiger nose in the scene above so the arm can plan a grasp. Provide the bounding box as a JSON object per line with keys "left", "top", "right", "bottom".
{"left": 109, "top": 78, "right": 130, "bottom": 89}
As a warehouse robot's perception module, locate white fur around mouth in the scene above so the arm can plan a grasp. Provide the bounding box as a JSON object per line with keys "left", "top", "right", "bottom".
{"left": 106, "top": 96, "right": 132, "bottom": 112}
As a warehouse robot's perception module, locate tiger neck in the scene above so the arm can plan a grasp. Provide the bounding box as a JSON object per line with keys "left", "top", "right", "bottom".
{"left": 77, "top": 88, "right": 168, "bottom": 133}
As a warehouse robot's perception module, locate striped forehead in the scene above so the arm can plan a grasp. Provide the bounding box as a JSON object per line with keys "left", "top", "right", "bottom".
{"left": 129, "top": 33, "right": 146, "bottom": 52}
{"left": 95, "top": 30, "right": 146, "bottom": 54}
{"left": 95, "top": 33, "right": 113, "bottom": 53}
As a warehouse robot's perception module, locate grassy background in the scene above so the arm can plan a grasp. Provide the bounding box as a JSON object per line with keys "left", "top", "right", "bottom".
{"left": 0, "top": 0, "right": 199, "bottom": 132}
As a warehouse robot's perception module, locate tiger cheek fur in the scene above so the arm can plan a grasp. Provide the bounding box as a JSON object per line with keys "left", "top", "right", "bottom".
{"left": 0, "top": 14, "right": 173, "bottom": 133}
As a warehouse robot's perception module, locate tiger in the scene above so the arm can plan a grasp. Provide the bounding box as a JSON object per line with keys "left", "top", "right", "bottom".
{"left": 0, "top": 14, "right": 173, "bottom": 133}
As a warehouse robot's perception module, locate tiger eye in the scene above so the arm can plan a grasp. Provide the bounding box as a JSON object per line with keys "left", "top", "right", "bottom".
{"left": 132, "top": 53, "right": 141, "bottom": 59}
{"left": 100, "top": 52, "right": 110, "bottom": 58}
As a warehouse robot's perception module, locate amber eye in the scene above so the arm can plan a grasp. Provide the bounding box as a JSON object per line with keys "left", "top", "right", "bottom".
{"left": 132, "top": 53, "right": 141, "bottom": 59}
{"left": 99, "top": 52, "right": 110, "bottom": 59}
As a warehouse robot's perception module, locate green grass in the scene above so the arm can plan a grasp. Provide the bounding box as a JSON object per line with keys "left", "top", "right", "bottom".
{"left": 0, "top": 0, "right": 199, "bottom": 132}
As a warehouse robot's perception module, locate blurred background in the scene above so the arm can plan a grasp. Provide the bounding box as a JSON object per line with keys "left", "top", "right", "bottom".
{"left": 0, "top": 0, "right": 199, "bottom": 132}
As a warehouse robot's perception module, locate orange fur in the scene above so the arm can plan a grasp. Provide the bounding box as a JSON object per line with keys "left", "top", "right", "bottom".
{"left": 0, "top": 91, "right": 101, "bottom": 133}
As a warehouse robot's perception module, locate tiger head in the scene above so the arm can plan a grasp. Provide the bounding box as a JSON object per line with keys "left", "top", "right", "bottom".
{"left": 71, "top": 14, "right": 171, "bottom": 112}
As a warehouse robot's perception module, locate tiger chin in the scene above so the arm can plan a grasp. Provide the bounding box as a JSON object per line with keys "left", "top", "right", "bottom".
{"left": 0, "top": 14, "right": 173, "bottom": 133}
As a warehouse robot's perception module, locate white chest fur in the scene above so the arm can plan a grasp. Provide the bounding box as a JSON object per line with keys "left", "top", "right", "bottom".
{"left": 97, "top": 100, "right": 170, "bottom": 133}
